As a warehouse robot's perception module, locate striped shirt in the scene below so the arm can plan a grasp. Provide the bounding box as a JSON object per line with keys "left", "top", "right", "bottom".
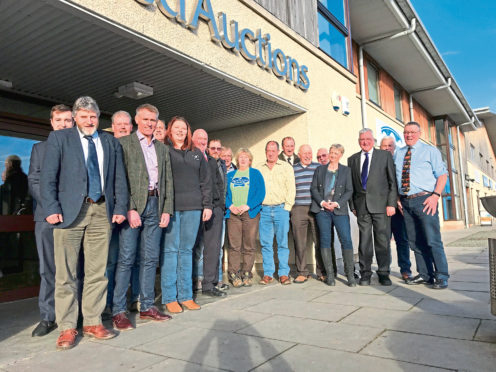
{"left": 293, "top": 162, "right": 319, "bottom": 206}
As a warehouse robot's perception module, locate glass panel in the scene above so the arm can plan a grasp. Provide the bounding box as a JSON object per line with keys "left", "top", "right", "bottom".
{"left": 320, "top": 0, "right": 346, "bottom": 25}
{"left": 318, "top": 12, "right": 348, "bottom": 68}
{"left": 367, "top": 62, "right": 379, "bottom": 104}
{"left": 435, "top": 119, "right": 446, "bottom": 145}
{"left": 0, "top": 135, "right": 39, "bottom": 296}
{"left": 394, "top": 85, "right": 402, "bottom": 121}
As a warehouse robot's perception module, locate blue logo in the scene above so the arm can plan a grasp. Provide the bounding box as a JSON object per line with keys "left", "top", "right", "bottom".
{"left": 232, "top": 176, "right": 249, "bottom": 187}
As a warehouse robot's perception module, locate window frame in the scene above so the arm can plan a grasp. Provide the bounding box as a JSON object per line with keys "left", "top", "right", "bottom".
{"left": 366, "top": 61, "right": 380, "bottom": 106}
{"left": 393, "top": 84, "right": 403, "bottom": 122}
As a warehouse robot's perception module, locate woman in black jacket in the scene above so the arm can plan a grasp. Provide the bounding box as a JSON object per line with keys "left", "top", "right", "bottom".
{"left": 310, "top": 144, "right": 355, "bottom": 287}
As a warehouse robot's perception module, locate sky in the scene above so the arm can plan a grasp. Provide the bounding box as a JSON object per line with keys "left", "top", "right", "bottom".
{"left": 410, "top": 0, "right": 496, "bottom": 110}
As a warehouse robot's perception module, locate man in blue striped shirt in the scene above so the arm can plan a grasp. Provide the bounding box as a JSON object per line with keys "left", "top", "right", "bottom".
{"left": 291, "top": 145, "right": 324, "bottom": 283}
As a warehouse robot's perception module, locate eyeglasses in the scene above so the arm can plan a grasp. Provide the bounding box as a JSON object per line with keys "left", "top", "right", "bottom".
{"left": 316, "top": 155, "right": 327, "bottom": 159}
{"left": 404, "top": 131, "right": 420, "bottom": 135}
{"left": 209, "top": 147, "right": 222, "bottom": 151}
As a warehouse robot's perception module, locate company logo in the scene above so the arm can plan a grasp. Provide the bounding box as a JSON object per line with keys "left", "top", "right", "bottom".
{"left": 134, "top": 0, "right": 310, "bottom": 90}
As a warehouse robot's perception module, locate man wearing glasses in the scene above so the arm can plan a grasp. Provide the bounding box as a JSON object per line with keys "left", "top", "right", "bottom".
{"left": 394, "top": 122, "right": 449, "bottom": 289}
{"left": 316, "top": 148, "right": 329, "bottom": 165}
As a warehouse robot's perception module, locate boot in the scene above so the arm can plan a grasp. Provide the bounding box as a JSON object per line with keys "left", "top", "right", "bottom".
{"left": 342, "top": 249, "right": 357, "bottom": 287}
{"left": 320, "top": 248, "right": 335, "bottom": 286}
{"left": 330, "top": 246, "right": 338, "bottom": 275}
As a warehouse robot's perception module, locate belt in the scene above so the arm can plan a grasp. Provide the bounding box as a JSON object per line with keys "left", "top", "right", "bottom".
{"left": 148, "top": 189, "right": 158, "bottom": 196}
{"left": 85, "top": 196, "right": 105, "bottom": 204}
{"left": 400, "top": 191, "right": 431, "bottom": 199}
{"left": 262, "top": 203, "right": 285, "bottom": 208}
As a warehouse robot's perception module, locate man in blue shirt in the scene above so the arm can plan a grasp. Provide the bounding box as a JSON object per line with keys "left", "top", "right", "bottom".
{"left": 394, "top": 122, "right": 449, "bottom": 289}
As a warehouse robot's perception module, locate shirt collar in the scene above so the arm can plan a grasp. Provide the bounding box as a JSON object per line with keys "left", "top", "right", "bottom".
{"left": 362, "top": 148, "right": 374, "bottom": 156}
{"left": 77, "top": 127, "right": 98, "bottom": 139}
{"left": 136, "top": 130, "right": 155, "bottom": 145}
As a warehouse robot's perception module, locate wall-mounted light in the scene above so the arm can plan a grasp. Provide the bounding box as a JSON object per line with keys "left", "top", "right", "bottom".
{"left": 0, "top": 79, "right": 13, "bottom": 89}
{"left": 114, "top": 82, "right": 153, "bottom": 99}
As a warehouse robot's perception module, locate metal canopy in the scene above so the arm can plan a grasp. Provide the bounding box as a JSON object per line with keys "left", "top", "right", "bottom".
{"left": 349, "top": 0, "right": 479, "bottom": 127}
{"left": 474, "top": 108, "right": 496, "bottom": 158}
{"left": 0, "top": 0, "right": 305, "bottom": 131}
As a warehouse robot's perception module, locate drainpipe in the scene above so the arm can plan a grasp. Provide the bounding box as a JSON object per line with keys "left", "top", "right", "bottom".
{"left": 457, "top": 119, "right": 475, "bottom": 228}
{"left": 409, "top": 95, "right": 414, "bottom": 122}
{"left": 358, "top": 46, "right": 367, "bottom": 129}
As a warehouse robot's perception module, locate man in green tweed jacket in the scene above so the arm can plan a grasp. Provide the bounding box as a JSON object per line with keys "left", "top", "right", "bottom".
{"left": 112, "top": 103, "right": 174, "bottom": 331}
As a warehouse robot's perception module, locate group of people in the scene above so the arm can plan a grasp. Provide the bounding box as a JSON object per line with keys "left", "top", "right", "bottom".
{"left": 28, "top": 96, "right": 450, "bottom": 352}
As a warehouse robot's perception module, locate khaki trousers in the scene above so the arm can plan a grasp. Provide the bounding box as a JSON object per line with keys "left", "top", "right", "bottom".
{"left": 227, "top": 212, "right": 260, "bottom": 276}
{"left": 54, "top": 202, "right": 111, "bottom": 330}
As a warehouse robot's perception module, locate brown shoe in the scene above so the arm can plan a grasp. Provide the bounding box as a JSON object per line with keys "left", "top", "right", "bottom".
{"left": 82, "top": 324, "right": 116, "bottom": 340}
{"left": 56, "top": 329, "right": 77, "bottom": 351}
{"left": 242, "top": 277, "right": 252, "bottom": 287}
{"left": 294, "top": 275, "right": 308, "bottom": 284}
{"left": 140, "top": 306, "right": 172, "bottom": 321}
{"left": 112, "top": 313, "right": 134, "bottom": 331}
{"left": 280, "top": 275, "right": 291, "bottom": 285}
{"left": 259, "top": 275, "right": 274, "bottom": 285}
{"left": 180, "top": 300, "right": 201, "bottom": 310}
{"left": 165, "top": 301, "right": 183, "bottom": 313}
{"left": 228, "top": 272, "right": 243, "bottom": 288}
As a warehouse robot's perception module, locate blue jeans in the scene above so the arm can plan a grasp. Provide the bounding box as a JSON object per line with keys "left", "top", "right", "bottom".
{"left": 106, "top": 226, "right": 140, "bottom": 308}
{"left": 315, "top": 211, "right": 353, "bottom": 251}
{"left": 259, "top": 204, "right": 290, "bottom": 277}
{"left": 113, "top": 196, "right": 162, "bottom": 315}
{"left": 390, "top": 212, "right": 412, "bottom": 275}
{"left": 161, "top": 210, "right": 201, "bottom": 304}
{"left": 401, "top": 194, "right": 449, "bottom": 281}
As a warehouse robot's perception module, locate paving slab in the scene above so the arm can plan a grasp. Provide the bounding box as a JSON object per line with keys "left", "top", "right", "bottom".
{"left": 3, "top": 341, "right": 165, "bottom": 372}
{"left": 388, "top": 286, "right": 490, "bottom": 302}
{"left": 253, "top": 344, "right": 451, "bottom": 372}
{"left": 412, "top": 297, "right": 493, "bottom": 320}
{"left": 210, "top": 289, "right": 279, "bottom": 311}
{"left": 244, "top": 298, "right": 358, "bottom": 322}
{"left": 361, "top": 330, "right": 496, "bottom": 371}
{"left": 445, "top": 280, "right": 490, "bottom": 292}
{"left": 313, "top": 291, "right": 420, "bottom": 311}
{"left": 450, "top": 268, "right": 490, "bottom": 283}
{"left": 340, "top": 307, "right": 480, "bottom": 340}
{"left": 142, "top": 358, "right": 222, "bottom": 371}
{"left": 237, "top": 314, "right": 383, "bottom": 353}
{"left": 134, "top": 326, "right": 294, "bottom": 372}
{"left": 474, "top": 320, "right": 496, "bottom": 343}
{"left": 170, "top": 307, "right": 271, "bottom": 332}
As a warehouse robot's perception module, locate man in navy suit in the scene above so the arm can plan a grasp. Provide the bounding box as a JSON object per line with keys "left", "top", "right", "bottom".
{"left": 28, "top": 104, "right": 73, "bottom": 337}
{"left": 41, "top": 96, "right": 128, "bottom": 350}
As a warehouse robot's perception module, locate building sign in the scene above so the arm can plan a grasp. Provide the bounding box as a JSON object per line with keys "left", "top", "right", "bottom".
{"left": 376, "top": 119, "right": 405, "bottom": 148}
{"left": 134, "top": 0, "right": 310, "bottom": 90}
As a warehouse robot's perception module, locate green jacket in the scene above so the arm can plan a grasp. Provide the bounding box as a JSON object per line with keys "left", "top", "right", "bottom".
{"left": 119, "top": 133, "right": 173, "bottom": 216}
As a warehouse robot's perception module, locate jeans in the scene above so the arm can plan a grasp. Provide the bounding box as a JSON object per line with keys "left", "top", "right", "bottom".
{"left": 113, "top": 196, "right": 162, "bottom": 315}
{"left": 161, "top": 210, "right": 201, "bottom": 304}
{"left": 401, "top": 194, "right": 449, "bottom": 281}
{"left": 390, "top": 211, "right": 412, "bottom": 275}
{"left": 259, "top": 204, "right": 290, "bottom": 277}
{"left": 106, "top": 226, "right": 140, "bottom": 308}
{"left": 315, "top": 211, "right": 353, "bottom": 251}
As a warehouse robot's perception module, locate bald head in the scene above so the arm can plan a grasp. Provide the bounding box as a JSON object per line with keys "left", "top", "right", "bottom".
{"left": 192, "top": 129, "right": 208, "bottom": 152}
{"left": 298, "top": 144, "right": 313, "bottom": 166}
{"left": 380, "top": 136, "right": 396, "bottom": 155}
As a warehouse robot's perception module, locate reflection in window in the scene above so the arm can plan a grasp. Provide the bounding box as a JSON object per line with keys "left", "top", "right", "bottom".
{"left": 394, "top": 85, "right": 403, "bottom": 122}
{"left": 317, "top": 0, "right": 350, "bottom": 69}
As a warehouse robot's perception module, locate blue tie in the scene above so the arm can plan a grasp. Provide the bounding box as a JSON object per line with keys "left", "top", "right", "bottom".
{"left": 361, "top": 152, "right": 369, "bottom": 190}
{"left": 84, "top": 135, "right": 102, "bottom": 201}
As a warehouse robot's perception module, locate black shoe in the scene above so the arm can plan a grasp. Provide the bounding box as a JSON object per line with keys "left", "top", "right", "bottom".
{"left": 378, "top": 274, "right": 392, "bottom": 286}
{"left": 432, "top": 278, "right": 448, "bottom": 289}
{"left": 202, "top": 287, "right": 227, "bottom": 297}
{"left": 359, "top": 276, "right": 371, "bottom": 286}
{"left": 32, "top": 320, "right": 57, "bottom": 337}
{"left": 216, "top": 283, "right": 230, "bottom": 291}
{"left": 101, "top": 305, "right": 113, "bottom": 321}
{"left": 128, "top": 301, "right": 139, "bottom": 312}
{"left": 405, "top": 274, "right": 432, "bottom": 285}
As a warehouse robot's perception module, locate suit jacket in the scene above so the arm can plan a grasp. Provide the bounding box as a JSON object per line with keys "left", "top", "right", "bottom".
{"left": 28, "top": 141, "right": 48, "bottom": 222}
{"left": 310, "top": 163, "right": 353, "bottom": 215}
{"left": 119, "top": 133, "right": 173, "bottom": 216}
{"left": 347, "top": 148, "right": 397, "bottom": 214}
{"left": 40, "top": 127, "right": 129, "bottom": 228}
{"left": 278, "top": 152, "right": 300, "bottom": 165}
{"left": 207, "top": 155, "right": 226, "bottom": 210}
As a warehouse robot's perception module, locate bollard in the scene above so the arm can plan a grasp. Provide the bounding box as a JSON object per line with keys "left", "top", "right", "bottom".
{"left": 490, "top": 238, "right": 496, "bottom": 316}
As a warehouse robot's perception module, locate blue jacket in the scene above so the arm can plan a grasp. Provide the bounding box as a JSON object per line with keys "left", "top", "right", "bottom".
{"left": 225, "top": 167, "right": 265, "bottom": 219}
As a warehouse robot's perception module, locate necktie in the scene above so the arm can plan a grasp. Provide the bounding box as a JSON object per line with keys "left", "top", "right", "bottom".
{"left": 84, "top": 135, "right": 102, "bottom": 201}
{"left": 401, "top": 146, "right": 412, "bottom": 194}
{"left": 287, "top": 157, "right": 292, "bottom": 165}
{"left": 361, "top": 152, "right": 369, "bottom": 190}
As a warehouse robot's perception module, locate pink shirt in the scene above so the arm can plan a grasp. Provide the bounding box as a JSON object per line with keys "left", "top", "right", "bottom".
{"left": 136, "top": 130, "right": 158, "bottom": 190}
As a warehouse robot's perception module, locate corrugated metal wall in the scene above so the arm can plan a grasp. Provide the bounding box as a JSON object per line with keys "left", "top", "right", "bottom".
{"left": 254, "top": 0, "right": 319, "bottom": 46}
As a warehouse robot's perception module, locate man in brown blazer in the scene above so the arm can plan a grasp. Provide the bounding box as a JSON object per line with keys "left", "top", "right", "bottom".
{"left": 112, "top": 104, "right": 174, "bottom": 331}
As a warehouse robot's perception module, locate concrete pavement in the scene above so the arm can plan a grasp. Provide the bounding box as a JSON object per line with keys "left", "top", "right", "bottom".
{"left": 0, "top": 226, "right": 495, "bottom": 371}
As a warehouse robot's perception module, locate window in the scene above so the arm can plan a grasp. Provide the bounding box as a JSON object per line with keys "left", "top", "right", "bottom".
{"left": 394, "top": 85, "right": 403, "bottom": 122}
{"left": 317, "top": 1, "right": 350, "bottom": 68}
{"left": 367, "top": 62, "right": 380, "bottom": 105}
